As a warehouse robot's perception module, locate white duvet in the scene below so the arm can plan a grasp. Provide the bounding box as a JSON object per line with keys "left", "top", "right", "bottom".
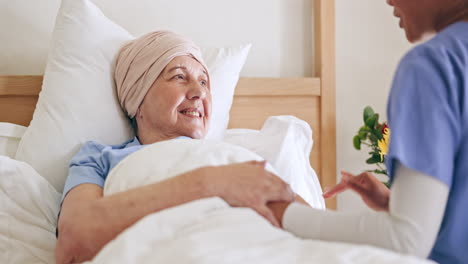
{"left": 0, "top": 156, "right": 60, "bottom": 264}
{"left": 81, "top": 139, "right": 433, "bottom": 264}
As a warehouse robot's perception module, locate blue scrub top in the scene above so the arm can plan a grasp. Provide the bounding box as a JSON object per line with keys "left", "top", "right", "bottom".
{"left": 386, "top": 22, "right": 468, "bottom": 264}
{"left": 61, "top": 136, "right": 188, "bottom": 201}
{"left": 61, "top": 137, "right": 144, "bottom": 201}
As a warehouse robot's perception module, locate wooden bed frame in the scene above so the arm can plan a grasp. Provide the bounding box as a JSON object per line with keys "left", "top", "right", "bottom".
{"left": 0, "top": 1, "right": 337, "bottom": 209}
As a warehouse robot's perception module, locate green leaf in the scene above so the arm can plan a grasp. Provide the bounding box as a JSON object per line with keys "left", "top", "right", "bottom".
{"left": 366, "top": 154, "right": 381, "bottom": 164}
{"left": 363, "top": 106, "right": 375, "bottom": 124}
{"left": 360, "top": 128, "right": 372, "bottom": 135}
{"left": 365, "top": 113, "right": 379, "bottom": 129}
{"left": 358, "top": 131, "right": 367, "bottom": 140}
{"left": 374, "top": 126, "right": 384, "bottom": 140}
{"left": 353, "top": 135, "right": 361, "bottom": 150}
{"left": 359, "top": 125, "right": 369, "bottom": 131}
{"left": 376, "top": 124, "right": 383, "bottom": 132}
{"left": 372, "top": 169, "right": 388, "bottom": 175}
{"left": 382, "top": 181, "right": 390, "bottom": 188}
{"left": 369, "top": 134, "right": 378, "bottom": 143}
{"left": 374, "top": 114, "right": 380, "bottom": 127}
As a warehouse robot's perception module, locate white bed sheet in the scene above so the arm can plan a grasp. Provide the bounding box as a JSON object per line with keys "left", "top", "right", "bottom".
{"left": 223, "top": 116, "right": 325, "bottom": 209}
{"left": 92, "top": 138, "right": 434, "bottom": 264}
{"left": 0, "top": 120, "right": 433, "bottom": 264}
{"left": 85, "top": 197, "right": 434, "bottom": 264}
{"left": 0, "top": 156, "right": 60, "bottom": 264}
{"left": 0, "top": 123, "right": 26, "bottom": 158}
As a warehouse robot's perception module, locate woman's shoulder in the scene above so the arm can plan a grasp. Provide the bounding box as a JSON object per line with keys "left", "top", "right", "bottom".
{"left": 78, "top": 140, "right": 108, "bottom": 154}
{"left": 71, "top": 138, "right": 137, "bottom": 163}
{"left": 388, "top": 24, "right": 468, "bottom": 124}
{"left": 402, "top": 22, "right": 468, "bottom": 68}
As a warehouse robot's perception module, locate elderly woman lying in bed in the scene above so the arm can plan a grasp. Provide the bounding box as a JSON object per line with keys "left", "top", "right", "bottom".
{"left": 55, "top": 31, "right": 298, "bottom": 264}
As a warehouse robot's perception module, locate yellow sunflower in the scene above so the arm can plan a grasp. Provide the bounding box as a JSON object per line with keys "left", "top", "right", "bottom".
{"left": 378, "top": 127, "right": 390, "bottom": 162}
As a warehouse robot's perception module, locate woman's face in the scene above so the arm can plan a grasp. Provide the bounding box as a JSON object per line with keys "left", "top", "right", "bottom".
{"left": 387, "top": 0, "right": 465, "bottom": 42}
{"left": 137, "top": 55, "right": 211, "bottom": 139}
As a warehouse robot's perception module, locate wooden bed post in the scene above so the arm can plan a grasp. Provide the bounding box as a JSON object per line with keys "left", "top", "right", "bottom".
{"left": 315, "top": 0, "right": 337, "bottom": 209}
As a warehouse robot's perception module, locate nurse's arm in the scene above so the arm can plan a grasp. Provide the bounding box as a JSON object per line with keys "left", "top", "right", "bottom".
{"left": 275, "top": 162, "right": 449, "bottom": 258}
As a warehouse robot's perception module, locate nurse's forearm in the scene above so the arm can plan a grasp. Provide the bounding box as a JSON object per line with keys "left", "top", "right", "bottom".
{"left": 282, "top": 163, "right": 449, "bottom": 258}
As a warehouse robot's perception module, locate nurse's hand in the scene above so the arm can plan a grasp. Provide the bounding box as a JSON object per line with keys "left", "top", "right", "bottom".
{"left": 323, "top": 171, "right": 390, "bottom": 211}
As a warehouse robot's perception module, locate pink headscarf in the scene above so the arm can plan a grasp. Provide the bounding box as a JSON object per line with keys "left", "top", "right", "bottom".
{"left": 114, "top": 31, "right": 209, "bottom": 118}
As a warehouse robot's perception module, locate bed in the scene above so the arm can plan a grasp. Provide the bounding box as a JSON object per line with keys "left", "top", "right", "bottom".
{"left": 0, "top": 0, "right": 337, "bottom": 209}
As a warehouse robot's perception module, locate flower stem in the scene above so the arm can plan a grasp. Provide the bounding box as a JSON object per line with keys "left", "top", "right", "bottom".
{"left": 376, "top": 163, "right": 385, "bottom": 170}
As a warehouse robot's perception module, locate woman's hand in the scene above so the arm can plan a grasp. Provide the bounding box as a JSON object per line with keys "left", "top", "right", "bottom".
{"left": 203, "top": 160, "right": 295, "bottom": 227}
{"left": 323, "top": 171, "right": 390, "bottom": 211}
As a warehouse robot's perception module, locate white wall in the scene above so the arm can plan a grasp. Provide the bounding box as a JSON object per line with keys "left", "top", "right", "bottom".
{"left": 335, "top": 0, "right": 412, "bottom": 212}
{"left": 0, "top": 0, "right": 313, "bottom": 77}
{"left": 1, "top": 0, "right": 413, "bottom": 212}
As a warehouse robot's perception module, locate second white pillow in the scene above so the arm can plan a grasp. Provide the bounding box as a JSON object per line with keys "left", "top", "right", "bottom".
{"left": 223, "top": 116, "right": 325, "bottom": 209}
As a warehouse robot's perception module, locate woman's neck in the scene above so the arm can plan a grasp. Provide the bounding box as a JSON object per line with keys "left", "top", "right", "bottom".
{"left": 435, "top": 2, "right": 468, "bottom": 32}
{"left": 136, "top": 129, "right": 179, "bottom": 145}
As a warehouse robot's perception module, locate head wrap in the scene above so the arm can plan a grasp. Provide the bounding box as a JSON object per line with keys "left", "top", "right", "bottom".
{"left": 114, "top": 31, "right": 209, "bottom": 118}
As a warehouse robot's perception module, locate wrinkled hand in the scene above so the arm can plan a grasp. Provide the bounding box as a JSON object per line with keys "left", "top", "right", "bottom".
{"left": 323, "top": 171, "right": 390, "bottom": 211}
{"left": 205, "top": 160, "right": 295, "bottom": 227}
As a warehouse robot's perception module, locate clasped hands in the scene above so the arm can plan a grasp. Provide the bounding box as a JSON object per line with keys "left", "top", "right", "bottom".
{"left": 199, "top": 161, "right": 390, "bottom": 228}
{"left": 266, "top": 170, "right": 391, "bottom": 227}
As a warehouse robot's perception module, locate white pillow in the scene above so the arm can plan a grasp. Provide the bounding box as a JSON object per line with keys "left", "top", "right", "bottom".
{"left": 0, "top": 123, "right": 26, "bottom": 158}
{"left": 201, "top": 45, "right": 251, "bottom": 139}
{"left": 223, "top": 116, "right": 325, "bottom": 209}
{"left": 0, "top": 156, "right": 60, "bottom": 264}
{"left": 15, "top": 0, "right": 250, "bottom": 193}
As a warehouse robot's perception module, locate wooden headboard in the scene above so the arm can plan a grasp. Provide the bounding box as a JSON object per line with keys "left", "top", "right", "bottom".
{"left": 0, "top": 0, "right": 336, "bottom": 209}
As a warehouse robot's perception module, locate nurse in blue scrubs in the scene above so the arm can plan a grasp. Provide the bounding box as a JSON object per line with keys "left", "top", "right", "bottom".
{"left": 268, "top": 1, "right": 468, "bottom": 263}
